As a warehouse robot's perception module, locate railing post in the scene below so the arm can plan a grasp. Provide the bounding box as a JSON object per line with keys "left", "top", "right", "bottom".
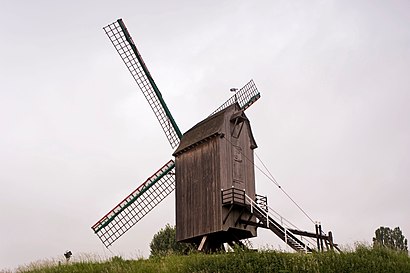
{"left": 266, "top": 209, "right": 269, "bottom": 228}
{"left": 315, "top": 222, "right": 321, "bottom": 252}
{"left": 328, "top": 231, "right": 334, "bottom": 250}
{"left": 319, "top": 223, "right": 324, "bottom": 252}
{"left": 265, "top": 195, "right": 268, "bottom": 212}
{"left": 247, "top": 192, "right": 253, "bottom": 213}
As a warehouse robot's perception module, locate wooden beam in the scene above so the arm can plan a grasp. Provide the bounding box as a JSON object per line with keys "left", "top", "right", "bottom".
{"left": 223, "top": 205, "right": 234, "bottom": 224}
{"left": 288, "top": 229, "right": 329, "bottom": 240}
{"left": 238, "top": 219, "right": 266, "bottom": 228}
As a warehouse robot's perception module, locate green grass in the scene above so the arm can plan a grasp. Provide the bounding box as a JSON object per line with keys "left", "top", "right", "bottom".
{"left": 11, "top": 246, "right": 410, "bottom": 273}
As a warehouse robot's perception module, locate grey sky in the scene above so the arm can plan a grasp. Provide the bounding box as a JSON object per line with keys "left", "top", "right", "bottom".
{"left": 1, "top": 0, "right": 409, "bottom": 270}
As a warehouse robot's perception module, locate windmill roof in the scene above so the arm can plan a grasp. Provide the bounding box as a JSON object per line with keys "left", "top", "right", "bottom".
{"left": 173, "top": 104, "right": 257, "bottom": 156}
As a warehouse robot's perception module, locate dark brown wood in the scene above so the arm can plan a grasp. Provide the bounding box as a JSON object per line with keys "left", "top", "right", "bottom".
{"left": 315, "top": 224, "right": 321, "bottom": 251}
{"left": 288, "top": 229, "right": 329, "bottom": 240}
{"left": 223, "top": 204, "right": 234, "bottom": 224}
{"left": 238, "top": 219, "right": 267, "bottom": 228}
{"left": 174, "top": 104, "right": 257, "bottom": 244}
{"left": 319, "top": 224, "right": 324, "bottom": 252}
{"left": 328, "top": 231, "right": 334, "bottom": 250}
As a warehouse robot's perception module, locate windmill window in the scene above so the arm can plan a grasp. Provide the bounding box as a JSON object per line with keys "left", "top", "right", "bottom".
{"left": 230, "top": 111, "right": 247, "bottom": 138}
{"left": 231, "top": 118, "right": 244, "bottom": 138}
{"left": 233, "top": 121, "right": 243, "bottom": 138}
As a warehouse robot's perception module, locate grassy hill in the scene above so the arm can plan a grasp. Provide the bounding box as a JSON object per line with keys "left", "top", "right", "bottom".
{"left": 11, "top": 246, "right": 410, "bottom": 273}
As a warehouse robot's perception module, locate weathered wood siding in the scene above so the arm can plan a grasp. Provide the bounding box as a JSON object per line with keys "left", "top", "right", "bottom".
{"left": 175, "top": 137, "right": 222, "bottom": 242}
{"left": 175, "top": 104, "right": 257, "bottom": 243}
{"left": 220, "top": 110, "right": 256, "bottom": 236}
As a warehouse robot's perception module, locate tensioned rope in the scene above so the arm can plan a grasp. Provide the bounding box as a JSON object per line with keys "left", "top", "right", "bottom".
{"left": 222, "top": 135, "right": 316, "bottom": 225}
{"left": 254, "top": 152, "right": 316, "bottom": 225}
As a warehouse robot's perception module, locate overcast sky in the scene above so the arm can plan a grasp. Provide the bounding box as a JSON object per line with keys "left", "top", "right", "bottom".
{"left": 1, "top": 0, "right": 410, "bottom": 270}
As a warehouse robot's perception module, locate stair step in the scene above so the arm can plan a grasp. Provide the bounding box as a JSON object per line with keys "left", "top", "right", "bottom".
{"left": 245, "top": 201, "right": 311, "bottom": 253}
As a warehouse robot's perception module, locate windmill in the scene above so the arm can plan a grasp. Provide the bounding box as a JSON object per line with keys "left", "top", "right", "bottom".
{"left": 92, "top": 19, "right": 340, "bottom": 253}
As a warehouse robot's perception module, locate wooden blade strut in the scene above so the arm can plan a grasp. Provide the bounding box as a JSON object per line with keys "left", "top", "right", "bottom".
{"left": 104, "top": 19, "right": 182, "bottom": 148}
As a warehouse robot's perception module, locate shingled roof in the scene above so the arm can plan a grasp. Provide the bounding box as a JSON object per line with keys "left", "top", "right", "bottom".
{"left": 173, "top": 104, "right": 257, "bottom": 156}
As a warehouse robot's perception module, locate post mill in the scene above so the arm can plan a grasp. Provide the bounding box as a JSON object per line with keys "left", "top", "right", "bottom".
{"left": 92, "top": 18, "right": 340, "bottom": 253}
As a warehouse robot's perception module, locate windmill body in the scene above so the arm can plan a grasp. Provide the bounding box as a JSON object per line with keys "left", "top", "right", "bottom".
{"left": 174, "top": 104, "right": 257, "bottom": 247}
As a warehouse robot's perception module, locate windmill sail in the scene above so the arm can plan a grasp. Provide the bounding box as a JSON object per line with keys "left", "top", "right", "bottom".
{"left": 92, "top": 160, "right": 175, "bottom": 247}
{"left": 210, "top": 79, "right": 260, "bottom": 116}
{"left": 104, "top": 19, "right": 182, "bottom": 149}
{"left": 97, "top": 19, "right": 263, "bottom": 249}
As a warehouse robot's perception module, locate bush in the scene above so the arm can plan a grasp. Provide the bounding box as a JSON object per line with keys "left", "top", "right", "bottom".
{"left": 149, "top": 224, "right": 194, "bottom": 257}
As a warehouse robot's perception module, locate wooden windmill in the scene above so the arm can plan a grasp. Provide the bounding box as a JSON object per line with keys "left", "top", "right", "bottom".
{"left": 92, "top": 19, "right": 340, "bottom": 253}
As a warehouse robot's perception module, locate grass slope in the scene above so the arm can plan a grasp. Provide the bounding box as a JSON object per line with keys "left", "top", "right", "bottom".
{"left": 13, "top": 246, "right": 410, "bottom": 273}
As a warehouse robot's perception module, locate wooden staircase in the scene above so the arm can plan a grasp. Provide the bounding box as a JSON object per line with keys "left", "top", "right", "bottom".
{"left": 222, "top": 188, "right": 339, "bottom": 253}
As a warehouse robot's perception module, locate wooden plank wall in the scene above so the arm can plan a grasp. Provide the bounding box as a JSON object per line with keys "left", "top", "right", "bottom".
{"left": 220, "top": 111, "right": 257, "bottom": 235}
{"left": 175, "top": 105, "right": 257, "bottom": 242}
{"left": 175, "top": 137, "right": 222, "bottom": 242}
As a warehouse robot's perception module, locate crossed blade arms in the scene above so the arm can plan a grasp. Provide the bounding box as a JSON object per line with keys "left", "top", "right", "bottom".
{"left": 92, "top": 19, "right": 260, "bottom": 247}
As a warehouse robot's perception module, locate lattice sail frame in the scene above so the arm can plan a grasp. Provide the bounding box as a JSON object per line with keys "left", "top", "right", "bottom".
{"left": 103, "top": 19, "right": 182, "bottom": 149}
{"left": 209, "top": 79, "right": 260, "bottom": 116}
{"left": 93, "top": 19, "right": 262, "bottom": 248}
{"left": 92, "top": 160, "right": 175, "bottom": 247}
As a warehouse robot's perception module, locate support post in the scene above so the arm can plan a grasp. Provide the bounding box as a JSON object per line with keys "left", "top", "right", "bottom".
{"left": 328, "top": 231, "right": 334, "bottom": 250}
{"left": 319, "top": 224, "right": 324, "bottom": 252}
{"left": 198, "top": 236, "right": 208, "bottom": 252}
{"left": 315, "top": 223, "right": 321, "bottom": 252}
{"left": 266, "top": 211, "right": 269, "bottom": 228}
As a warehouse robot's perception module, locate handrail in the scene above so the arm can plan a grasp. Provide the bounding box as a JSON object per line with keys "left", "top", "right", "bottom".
{"left": 220, "top": 188, "right": 317, "bottom": 251}
{"left": 242, "top": 192, "right": 316, "bottom": 251}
